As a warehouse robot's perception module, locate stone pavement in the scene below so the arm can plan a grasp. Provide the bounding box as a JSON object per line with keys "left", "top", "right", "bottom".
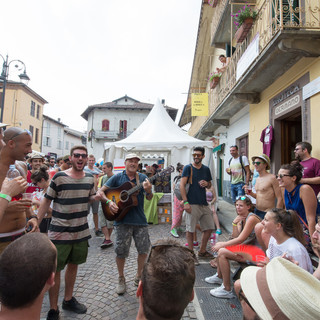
{"left": 40, "top": 199, "right": 243, "bottom": 320}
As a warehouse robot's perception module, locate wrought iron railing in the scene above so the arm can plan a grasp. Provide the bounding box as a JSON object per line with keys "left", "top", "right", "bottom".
{"left": 210, "top": 0, "right": 229, "bottom": 43}
{"left": 209, "top": 0, "right": 320, "bottom": 113}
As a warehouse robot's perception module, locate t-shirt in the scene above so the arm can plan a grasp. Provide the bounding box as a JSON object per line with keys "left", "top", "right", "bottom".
{"left": 45, "top": 171, "right": 95, "bottom": 244}
{"left": 229, "top": 156, "right": 249, "bottom": 184}
{"left": 26, "top": 170, "right": 41, "bottom": 194}
{"left": 105, "top": 171, "right": 148, "bottom": 226}
{"left": 300, "top": 157, "right": 320, "bottom": 196}
{"left": 267, "top": 236, "right": 313, "bottom": 273}
{"left": 181, "top": 164, "right": 212, "bottom": 205}
{"left": 260, "top": 125, "right": 274, "bottom": 158}
{"left": 84, "top": 166, "right": 102, "bottom": 176}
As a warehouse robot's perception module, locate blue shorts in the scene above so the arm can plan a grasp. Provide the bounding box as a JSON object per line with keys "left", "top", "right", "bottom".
{"left": 231, "top": 182, "right": 245, "bottom": 203}
{"left": 253, "top": 208, "right": 267, "bottom": 220}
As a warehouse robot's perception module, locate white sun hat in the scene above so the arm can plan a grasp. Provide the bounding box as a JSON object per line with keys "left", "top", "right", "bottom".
{"left": 240, "top": 257, "right": 320, "bottom": 320}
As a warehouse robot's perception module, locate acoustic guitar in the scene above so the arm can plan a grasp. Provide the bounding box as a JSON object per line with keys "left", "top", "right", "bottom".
{"left": 101, "top": 166, "right": 174, "bottom": 221}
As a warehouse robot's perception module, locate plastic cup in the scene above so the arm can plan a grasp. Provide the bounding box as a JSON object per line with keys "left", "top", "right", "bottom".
{"left": 22, "top": 193, "right": 33, "bottom": 200}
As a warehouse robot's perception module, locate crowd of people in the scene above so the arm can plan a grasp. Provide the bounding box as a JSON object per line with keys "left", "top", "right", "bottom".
{"left": 0, "top": 123, "right": 320, "bottom": 319}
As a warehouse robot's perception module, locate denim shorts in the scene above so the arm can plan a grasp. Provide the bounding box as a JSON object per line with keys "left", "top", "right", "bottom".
{"left": 114, "top": 224, "right": 150, "bottom": 259}
{"left": 253, "top": 207, "right": 267, "bottom": 220}
{"left": 231, "top": 182, "right": 245, "bottom": 203}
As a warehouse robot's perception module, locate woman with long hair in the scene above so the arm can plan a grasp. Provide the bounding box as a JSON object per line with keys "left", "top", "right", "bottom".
{"left": 206, "top": 196, "right": 260, "bottom": 299}
{"left": 31, "top": 165, "right": 52, "bottom": 233}
{"left": 259, "top": 208, "right": 312, "bottom": 272}
{"left": 277, "top": 161, "right": 319, "bottom": 251}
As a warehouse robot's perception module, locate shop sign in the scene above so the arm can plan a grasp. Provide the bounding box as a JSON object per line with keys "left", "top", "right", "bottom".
{"left": 274, "top": 94, "right": 300, "bottom": 116}
{"left": 272, "top": 85, "right": 299, "bottom": 107}
{"left": 191, "top": 93, "right": 208, "bottom": 116}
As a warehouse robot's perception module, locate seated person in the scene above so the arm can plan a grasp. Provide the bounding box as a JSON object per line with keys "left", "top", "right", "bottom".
{"left": 312, "top": 220, "right": 320, "bottom": 279}
{"left": 236, "top": 257, "right": 320, "bottom": 320}
{"left": 206, "top": 196, "right": 260, "bottom": 299}
{"left": 0, "top": 233, "right": 57, "bottom": 320}
{"left": 136, "top": 239, "right": 195, "bottom": 320}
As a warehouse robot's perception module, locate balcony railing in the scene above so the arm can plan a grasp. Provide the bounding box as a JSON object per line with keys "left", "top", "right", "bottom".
{"left": 94, "top": 130, "right": 133, "bottom": 140}
{"left": 209, "top": 0, "right": 320, "bottom": 113}
{"left": 210, "top": 0, "right": 229, "bottom": 43}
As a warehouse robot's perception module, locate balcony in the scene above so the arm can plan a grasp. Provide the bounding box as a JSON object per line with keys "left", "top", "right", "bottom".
{"left": 94, "top": 130, "right": 133, "bottom": 140}
{"left": 196, "top": 0, "right": 320, "bottom": 138}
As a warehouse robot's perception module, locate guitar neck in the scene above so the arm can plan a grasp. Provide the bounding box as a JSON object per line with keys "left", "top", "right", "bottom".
{"left": 127, "top": 172, "right": 162, "bottom": 196}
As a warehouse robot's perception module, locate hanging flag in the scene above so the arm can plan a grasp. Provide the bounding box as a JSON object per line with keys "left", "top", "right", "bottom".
{"left": 191, "top": 93, "right": 208, "bottom": 116}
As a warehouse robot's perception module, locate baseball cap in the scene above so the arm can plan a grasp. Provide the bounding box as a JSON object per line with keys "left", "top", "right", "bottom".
{"left": 125, "top": 153, "right": 141, "bottom": 161}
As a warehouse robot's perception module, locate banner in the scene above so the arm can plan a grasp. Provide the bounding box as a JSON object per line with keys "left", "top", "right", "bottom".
{"left": 191, "top": 93, "right": 208, "bottom": 116}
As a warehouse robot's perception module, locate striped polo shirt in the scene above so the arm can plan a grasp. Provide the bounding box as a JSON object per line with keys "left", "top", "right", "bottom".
{"left": 45, "top": 171, "right": 95, "bottom": 244}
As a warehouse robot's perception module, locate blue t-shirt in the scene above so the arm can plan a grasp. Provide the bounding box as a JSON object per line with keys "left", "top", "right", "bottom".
{"left": 105, "top": 171, "right": 148, "bottom": 226}
{"left": 181, "top": 164, "right": 212, "bottom": 205}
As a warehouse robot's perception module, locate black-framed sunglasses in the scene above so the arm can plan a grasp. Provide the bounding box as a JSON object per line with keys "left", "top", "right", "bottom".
{"left": 253, "top": 161, "right": 263, "bottom": 166}
{"left": 72, "top": 153, "right": 88, "bottom": 159}
{"left": 147, "top": 244, "right": 196, "bottom": 263}
{"left": 192, "top": 153, "right": 202, "bottom": 158}
{"left": 276, "top": 174, "right": 291, "bottom": 179}
{"left": 238, "top": 288, "right": 255, "bottom": 312}
{"left": 236, "top": 196, "right": 248, "bottom": 201}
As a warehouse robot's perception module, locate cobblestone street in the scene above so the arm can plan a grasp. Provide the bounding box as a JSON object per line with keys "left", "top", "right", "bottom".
{"left": 40, "top": 205, "right": 242, "bottom": 320}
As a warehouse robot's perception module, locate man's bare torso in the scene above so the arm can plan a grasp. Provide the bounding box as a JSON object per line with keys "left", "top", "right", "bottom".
{"left": 255, "top": 173, "right": 279, "bottom": 211}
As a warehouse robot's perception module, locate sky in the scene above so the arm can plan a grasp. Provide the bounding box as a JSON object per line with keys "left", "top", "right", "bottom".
{"left": 1, "top": 0, "right": 202, "bottom": 132}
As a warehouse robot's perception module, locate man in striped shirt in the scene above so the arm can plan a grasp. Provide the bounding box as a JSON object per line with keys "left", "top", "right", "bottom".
{"left": 38, "top": 145, "right": 101, "bottom": 320}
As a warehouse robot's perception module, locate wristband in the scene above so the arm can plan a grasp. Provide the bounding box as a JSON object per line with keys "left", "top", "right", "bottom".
{"left": 29, "top": 215, "right": 38, "bottom": 220}
{"left": 106, "top": 199, "right": 111, "bottom": 204}
{"left": 232, "top": 223, "right": 237, "bottom": 227}
{"left": 184, "top": 201, "right": 189, "bottom": 205}
{"left": 0, "top": 193, "right": 12, "bottom": 202}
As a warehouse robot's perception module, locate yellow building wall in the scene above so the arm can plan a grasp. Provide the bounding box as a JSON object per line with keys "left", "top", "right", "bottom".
{"left": 3, "top": 87, "right": 44, "bottom": 152}
{"left": 249, "top": 57, "right": 320, "bottom": 161}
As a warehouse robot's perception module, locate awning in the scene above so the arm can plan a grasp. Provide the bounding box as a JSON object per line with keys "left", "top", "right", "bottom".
{"left": 212, "top": 143, "right": 224, "bottom": 153}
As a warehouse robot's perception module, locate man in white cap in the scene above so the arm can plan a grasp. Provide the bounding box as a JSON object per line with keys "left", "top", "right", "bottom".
{"left": 98, "top": 153, "right": 152, "bottom": 295}
{"left": 236, "top": 257, "right": 320, "bottom": 320}
{"left": 245, "top": 154, "right": 283, "bottom": 251}
{"left": 26, "top": 152, "right": 45, "bottom": 193}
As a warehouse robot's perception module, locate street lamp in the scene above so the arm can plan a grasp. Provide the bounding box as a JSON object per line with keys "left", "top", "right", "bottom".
{"left": 0, "top": 54, "right": 30, "bottom": 123}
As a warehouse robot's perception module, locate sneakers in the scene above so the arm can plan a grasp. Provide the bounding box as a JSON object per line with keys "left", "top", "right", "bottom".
{"left": 134, "top": 275, "right": 141, "bottom": 286}
{"left": 170, "top": 228, "right": 179, "bottom": 238}
{"left": 95, "top": 229, "right": 104, "bottom": 237}
{"left": 185, "top": 241, "right": 199, "bottom": 247}
{"left": 205, "top": 273, "right": 223, "bottom": 285}
{"left": 216, "top": 229, "right": 222, "bottom": 235}
{"left": 116, "top": 276, "right": 126, "bottom": 295}
{"left": 194, "top": 255, "right": 200, "bottom": 266}
{"left": 62, "top": 297, "right": 87, "bottom": 314}
{"left": 210, "top": 287, "right": 235, "bottom": 299}
{"left": 47, "top": 308, "right": 60, "bottom": 320}
{"left": 100, "top": 239, "right": 113, "bottom": 248}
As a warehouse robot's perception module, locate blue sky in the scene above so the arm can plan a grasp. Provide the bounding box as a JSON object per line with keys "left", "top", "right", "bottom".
{"left": 1, "top": 0, "right": 201, "bottom": 131}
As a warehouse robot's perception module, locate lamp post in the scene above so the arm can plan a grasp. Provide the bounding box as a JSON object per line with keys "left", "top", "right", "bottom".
{"left": 0, "top": 54, "right": 30, "bottom": 123}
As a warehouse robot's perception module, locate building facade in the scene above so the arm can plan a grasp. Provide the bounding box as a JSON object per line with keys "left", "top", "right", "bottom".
{"left": 0, "top": 81, "right": 47, "bottom": 151}
{"left": 179, "top": 0, "right": 320, "bottom": 202}
{"left": 81, "top": 95, "right": 177, "bottom": 159}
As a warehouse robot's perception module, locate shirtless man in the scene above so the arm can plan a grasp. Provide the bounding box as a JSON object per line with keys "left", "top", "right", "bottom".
{"left": 245, "top": 154, "right": 283, "bottom": 251}
{"left": 0, "top": 127, "right": 38, "bottom": 254}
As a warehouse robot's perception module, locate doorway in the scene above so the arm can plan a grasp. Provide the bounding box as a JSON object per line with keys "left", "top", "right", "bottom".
{"left": 280, "top": 111, "right": 302, "bottom": 164}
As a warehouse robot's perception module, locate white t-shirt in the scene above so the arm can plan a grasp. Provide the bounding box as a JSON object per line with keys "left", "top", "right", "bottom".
{"left": 267, "top": 236, "right": 313, "bottom": 273}
{"left": 229, "top": 156, "right": 249, "bottom": 184}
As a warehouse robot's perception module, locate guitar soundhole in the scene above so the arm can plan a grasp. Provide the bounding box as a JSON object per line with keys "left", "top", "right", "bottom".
{"left": 120, "top": 190, "right": 129, "bottom": 202}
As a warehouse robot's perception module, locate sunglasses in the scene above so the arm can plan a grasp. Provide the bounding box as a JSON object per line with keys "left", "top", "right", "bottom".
{"left": 192, "top": 153, "right": 202, "bottom": 158}
{"left": 72, "top": 153, "right": 88, "bottom": 159}
{"left": 253, "top": 161, "right": 264, "bottom": 166}
{"left": 8, "top": 129, "right": 32, "bottom": 140}
{"left": 276, "top": 174, "right": 291, "bottom": 179}
{"left": 236, "top": 196, "right": 248, "bottom": 201}
{"left": 147, "top": 244, "right": 196, "bottom": 263}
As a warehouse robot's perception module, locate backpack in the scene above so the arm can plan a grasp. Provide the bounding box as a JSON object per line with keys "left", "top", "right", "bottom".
{"left": 228, "top": 156, "right": 246, "bottom": 182}
{"left": 174, "top": 165, "right": 193, "bottom": 201}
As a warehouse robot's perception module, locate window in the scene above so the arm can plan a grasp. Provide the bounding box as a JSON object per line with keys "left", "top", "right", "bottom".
{"left": 44, "top": 137, "right": 51, "bottom": 147}
{"left": 65, "top": 141, "right": 69, "bottom": 150}
{"left": 30, "top": 101, "right": 35, "bottom": 117}
{"left": 36, "top": 105, "right": 40, "bottom": 119}
{"left": 57, "top": 140, "right": 62, "bottom": 149}
{"left": 58, "top": 127, "right": 62, "bottom": 138}
{"left": 35, "top": 128, "right": 39, "bottom": 144}
{"left": 29, "top": 125, "right": 34, "bottom": 139}
{"left": 119, "top": 120, "right": 127, "bottom": 138}
{"left": 46, "top": 122, "right": 51, "bottom": 136}
{"left": 102, "top": 119, "right": 110, "bottom": 131}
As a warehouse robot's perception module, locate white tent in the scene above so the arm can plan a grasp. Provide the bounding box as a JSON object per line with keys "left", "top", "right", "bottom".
{"left": 103, "top": 99, "right": 215, "bottom": 177}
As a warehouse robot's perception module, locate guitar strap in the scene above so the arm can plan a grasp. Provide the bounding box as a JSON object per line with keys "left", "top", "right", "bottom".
{"left": 135, "top": 172, "right": 140, "bottom": 187}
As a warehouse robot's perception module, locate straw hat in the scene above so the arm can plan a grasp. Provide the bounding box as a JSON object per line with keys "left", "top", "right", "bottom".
{"left": 28, "top": 153, "right": 45, "bottom": 161}
{"left": 251, "top": 154, "right": 270, "bottom": 170}
{"left": 241, "top": 257, "right": 320, "bottom": 320}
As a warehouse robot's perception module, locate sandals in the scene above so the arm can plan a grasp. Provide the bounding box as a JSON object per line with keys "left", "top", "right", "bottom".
{"left": 198, "top": 251, "right": 213, "bottom": 258}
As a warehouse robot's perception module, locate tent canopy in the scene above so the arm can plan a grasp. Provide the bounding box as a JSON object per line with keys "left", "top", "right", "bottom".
{"left": 103, "top": 99, "right": 214, "bottom": 182}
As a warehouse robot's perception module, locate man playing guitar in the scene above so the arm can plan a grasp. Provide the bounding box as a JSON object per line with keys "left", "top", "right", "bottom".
{"left": 98, "top": 153, "right": 152, "bottom": 295}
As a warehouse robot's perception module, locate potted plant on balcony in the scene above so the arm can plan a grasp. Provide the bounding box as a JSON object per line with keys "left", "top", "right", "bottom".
{"left": 208, "top": 0, "right": 218, "bottom": 8}
{"left": 208, "top": 72, "right": 221, "bottom": 89}
{"left": 232, "top": 5, "right": 258, "bottom": 43}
